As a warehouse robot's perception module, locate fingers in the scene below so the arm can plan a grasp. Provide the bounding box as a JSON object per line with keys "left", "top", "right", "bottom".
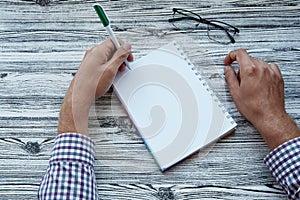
{"left": 224, "top": 48, "right": 284, "bottom": 103}
{"left": 118, "top": 38, "right": 134, "bottom": 63}
{"left": 224, "top": 65, "right": 239, "bottom": 99}
{"left": 82, "top": 38, "right": 133, "bottom": 64}
{"left": 224, "top": 48, "right": 251, "bottom": 66}
{"left": 107, "top": 42, "right": 132, "bottom": 73}
{"left": 103, "top": 38, "right": 134, "bottom": 62}
{"left": 127, "top": 51, "right": 134, "bottom": 62}
{"left": 223, "top": 49, "right": 249, "bottom": 99}
{"left": 224, "top": 49, "right": 278, "bottom": 78}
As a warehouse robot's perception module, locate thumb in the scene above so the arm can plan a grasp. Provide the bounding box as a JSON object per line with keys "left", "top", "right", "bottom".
{"left": 107, "top": 42, "right": 131, "bottom": 71}
{"left": 224, "top": 65, "right": 239, "bottom": 99}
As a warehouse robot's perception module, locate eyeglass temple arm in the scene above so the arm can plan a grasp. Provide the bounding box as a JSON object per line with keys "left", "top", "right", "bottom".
{"left": 225, "top": 31, "right": 236, "bottom": 43}
{"left": 168, "top": 16, "right": 201, "bottom": 23}
{"left": 209, "top": 20, "right": 240, "bottom": 33}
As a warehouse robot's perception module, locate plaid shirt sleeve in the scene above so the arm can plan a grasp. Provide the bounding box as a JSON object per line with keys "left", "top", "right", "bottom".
{"left": 38, "top": 133, "right": 99, "bottom": 200}
{"left": 264, "top": 137, "right": 300, "bottom": 200}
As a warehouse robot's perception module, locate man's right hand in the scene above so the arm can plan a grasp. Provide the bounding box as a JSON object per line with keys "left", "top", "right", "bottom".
{"left": 224, "top": 49, "right": 300, "bottom": 150}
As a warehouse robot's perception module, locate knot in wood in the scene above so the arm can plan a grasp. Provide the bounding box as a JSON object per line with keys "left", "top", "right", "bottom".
{"left": 36, "top": 0, "right": 50, "bottom": 6}
{"left": 157, "top": 187, "right": 175, "bottom": 200}
{"left": 24, "top": 141, "right": 41, "bottom": 154}
{"left": 0, "top": 73, "right": 8, "bottom": 79}
{"left": 112, "top": 26, "right": 127, "bottom": 32}
{"left": 98, "top": 116, "right": 118, "bottom": 128}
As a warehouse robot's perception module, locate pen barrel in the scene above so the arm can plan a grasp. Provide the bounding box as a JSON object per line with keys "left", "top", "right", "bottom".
{"left": 124, "top": 60, "right": 130, "bottom": 67}
{"left": 106, "top": 26, "right": 120, "bottom": 48}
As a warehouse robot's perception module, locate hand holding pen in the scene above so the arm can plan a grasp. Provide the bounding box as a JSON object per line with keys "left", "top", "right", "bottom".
{"left": 94, "top": 5, "right": 132, "bottom": 70}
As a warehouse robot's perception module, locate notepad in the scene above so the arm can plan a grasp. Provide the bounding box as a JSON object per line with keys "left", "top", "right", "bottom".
{"left": 113, "top": 42, "right": 237, "bottom": 171}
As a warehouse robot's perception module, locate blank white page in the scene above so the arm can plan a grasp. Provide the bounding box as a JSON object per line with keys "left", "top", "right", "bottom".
{"left": 113, "top": 42, "right": 237, "bottom": 171}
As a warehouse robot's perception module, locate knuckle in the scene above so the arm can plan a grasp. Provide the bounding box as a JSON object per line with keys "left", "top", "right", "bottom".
{"left": 90, "top": 43, "right": 107, "bottom": 56}
{"left": 90, "top": 45, "right": 97, "bottom": 51}
{"left": 115, "top": 50, "right": 129, "bottom": 62}
{"left": 239, "top": 48, "right": 247, "bottom": 53}
{"left": 261, "top": 64, "right": 269, "bottom": 73}
{"left": 237, "top": 48, "right": 247, "bottom": 55}
{"left": 84, "top": 46, "right": 98, "bottom": 59}
{"left": 90, "top": 45, "right": 100, "bottom": 54}
{"left": 245, "top": 64, "right": 257, "bottom": 75}
{"left": 120, "top": 52, "right": 128, "bottom": 60}
{"left": 225, "top": 68, "right": 234, "bottom": 79}
{"left": 233, "top": 48, "right": 248, "bottom": 60}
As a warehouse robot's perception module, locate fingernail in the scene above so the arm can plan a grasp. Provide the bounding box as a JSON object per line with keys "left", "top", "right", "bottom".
{"left": 122, "top": 42, "right": 131, "bottom": 51}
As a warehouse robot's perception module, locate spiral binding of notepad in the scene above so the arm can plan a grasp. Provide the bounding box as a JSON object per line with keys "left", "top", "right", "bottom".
{"left": 172, "top": 41, "right": 236, "bottom": 125}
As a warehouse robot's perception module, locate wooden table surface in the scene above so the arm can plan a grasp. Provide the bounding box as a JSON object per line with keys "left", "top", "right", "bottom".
{"left": 1, "top": 0, "right": 299, "bottom": 199}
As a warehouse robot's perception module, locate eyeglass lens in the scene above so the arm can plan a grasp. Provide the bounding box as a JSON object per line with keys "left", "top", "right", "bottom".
{"left": 208, "top": 21, "right": 237, "bottom": 44}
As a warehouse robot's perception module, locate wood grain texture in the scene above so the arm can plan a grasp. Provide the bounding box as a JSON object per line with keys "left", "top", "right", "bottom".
{"left": 0, "top": 0, "right": 299, "bottom": 199}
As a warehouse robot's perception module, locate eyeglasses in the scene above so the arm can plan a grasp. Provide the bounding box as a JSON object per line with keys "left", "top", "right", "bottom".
{"left": 168, "top": 8, "right": 240, "bottom": 44}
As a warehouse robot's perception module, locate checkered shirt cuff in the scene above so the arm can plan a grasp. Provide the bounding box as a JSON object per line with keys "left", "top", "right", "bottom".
{"left": 264, "top": 136, "right": 300, "bottom": 199}
{"left": 50, "top": 132, "right": 95, "bottom": 167}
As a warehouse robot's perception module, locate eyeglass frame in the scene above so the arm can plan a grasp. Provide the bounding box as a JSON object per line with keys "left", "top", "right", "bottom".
{"left": 168, "top": 8, "right": 240, "bottom": 44}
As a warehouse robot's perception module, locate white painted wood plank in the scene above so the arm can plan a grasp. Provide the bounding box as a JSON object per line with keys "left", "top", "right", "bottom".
{"left": 0, "top": 0, "right": 299, "bottom": 199}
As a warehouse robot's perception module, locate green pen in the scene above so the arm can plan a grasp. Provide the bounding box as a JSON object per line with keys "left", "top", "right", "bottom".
{"left": 94, "top": 5, "right": 131, "bottom": 70}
